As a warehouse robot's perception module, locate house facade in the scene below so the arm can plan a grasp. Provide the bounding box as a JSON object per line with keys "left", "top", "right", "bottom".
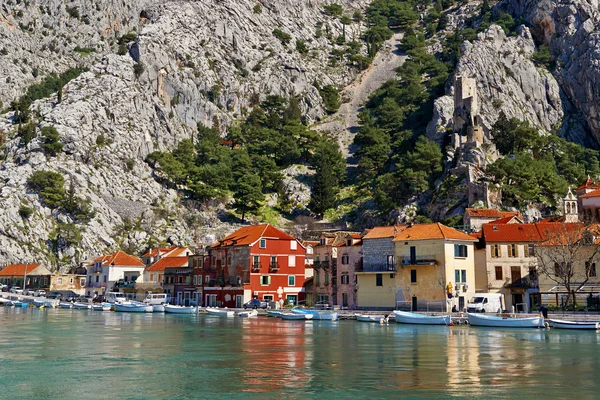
{"left": 163, "top": 258, "right": 196, "bottom": 306}
{"left": 335, "top": 233, "right": 362, "bottom": 309}
{"left": 50, "top": 274, "right": 87, "bottom": 295}
{"left": 463, "top": 208, "right": 523, "bottom": 232}
{"left": 0, "top": 264, "right": 52, "bottom": 290}
{"left": 86, "top": 250, "right": 146, "bottom": 296}
{"left": 209, "top": 224, "right": 306, "bottom": 307}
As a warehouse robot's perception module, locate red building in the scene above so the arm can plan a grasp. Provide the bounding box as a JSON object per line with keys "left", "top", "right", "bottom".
{"left": 207, "top": 224, "right": 306, "bottom": 307}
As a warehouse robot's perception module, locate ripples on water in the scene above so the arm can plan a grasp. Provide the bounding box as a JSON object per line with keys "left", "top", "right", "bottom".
{"left": 1, "top": 308, "right": 600, "bottom": 399}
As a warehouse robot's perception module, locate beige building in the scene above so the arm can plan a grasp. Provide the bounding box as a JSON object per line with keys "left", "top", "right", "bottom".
{"left": 335, "top": 233, "right": 362, "bottom": 309}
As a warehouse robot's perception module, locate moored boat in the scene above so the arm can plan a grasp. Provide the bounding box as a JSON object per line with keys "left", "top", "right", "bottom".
{"left": 205, "top": 307, "right": 235, "bottom": 317}
{"left": 281, "top": 313, "right": 313, "bottom": 320}
{"left": 152, "top": 304, "right": 165, "bottom": 313}
{"left": 164, "top": 305, "right": 198, "bottom": 314}
{"left": 356, "top": 314, "right": 388, "bottom": 323}
{"left": 0, "top": 298, "right": 13, "bottom": 306}
{"left": 266, "top": 310, "right": 283, "bottom": 317}
{"left": 33, "top": 299, "right": 46, "bottom": 308}
{"left": 114, "top": 301, "right": 153, "bottom": 313}
{"left": 393, "top": 310, "right": 452, "bottom": 326}
{"left": 238, "top": 309, "right": 258, "bottom": 318}
{"left": 467, "top": 313, "right": 544, "bottom": 328}
{"left": 549, "top": 319, "right": 600, "bottom": 330}
{"left": 59, "top": 302, "right": 74, "bottom": 309}
{"left": 91, "top": 303, "right": 112, "bottom": 311}
{"left": 73, "top": 302, "right": 91, "bottom": 310}
{"left": 44, "top": 300, "right": 58, "bottom": 308}
{"left": 291, "top": 307, "right": 338, "bottom": 321}
{"left": 13, "top": 301, "right": 28, "bottom": 308}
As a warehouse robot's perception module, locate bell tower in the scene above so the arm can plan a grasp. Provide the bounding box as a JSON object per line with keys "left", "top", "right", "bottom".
{"left": 563, "top": 187, "right": 579, "bottom": 223}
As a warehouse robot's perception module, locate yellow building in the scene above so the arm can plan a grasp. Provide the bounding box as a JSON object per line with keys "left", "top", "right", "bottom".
{"left": 356, "top": 223, "right": 476, "bottom": 311}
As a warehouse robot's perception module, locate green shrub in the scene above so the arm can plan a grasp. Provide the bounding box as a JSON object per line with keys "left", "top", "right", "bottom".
{"left": 317, "top": 84, "right": 341, "bottom": 114}
{"left": 296, "top": 40, "right": 308, "bottom": 54}
{"left": 18, "top": 206, "right": 34, "bottom": 219}
{"left": 18, "top": 121, "right": 36, "bottom": 146}
{"left": 40, "top": 126, "right": 63, "bottom": 157}
{"left": 272, "top": 29, "right": 292, "bottom": 46}
{"left": 133, "top": 62, "right": 145, "bottom": 79}
{"left": 253, "top": 4, "right": 262, "bottom": 14}
{"left": 323, "top": 4, "right": 343, "bottom": 16}
{"left": 27, "top": 170, "right": 65, "bottom": 209}
{"left": 532, "top": 45, "right": 552, "bottom": 68}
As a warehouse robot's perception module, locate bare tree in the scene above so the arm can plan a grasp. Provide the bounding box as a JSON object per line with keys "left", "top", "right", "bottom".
{"left": 535, "top": 223, "right": 600, "bottom": 306}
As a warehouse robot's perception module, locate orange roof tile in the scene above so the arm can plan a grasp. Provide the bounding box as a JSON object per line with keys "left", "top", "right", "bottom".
{"left": 465, "top": 208, "right": 522, "bottom": 219}
{"left": 212, "top": 224, "right": 296, "bottom": 247}
{"left": 482, "top": 224, "right": 541, "bottom": 242}
{"left": 363, "top": 226, "right": 406, "bottom": 240}
{"left": 0, "top": 264, "right": 42, "bottom": 276}
{"left": 89, "top": 250, "right": 145, "bottom": 267}
{"left": 146, "top": 256, "right": 189, "bottom": 272}
{"left": 141, "top": 246, "right": 179, "bottom": 258}
{"left": 579, "top": 189, "right": 600, "bottom": 198}
{"left": 576, "top": 176, "right": 600, "bottom": 191}
{"left": 393, "top": 223, "right": 476, "bottom": 242}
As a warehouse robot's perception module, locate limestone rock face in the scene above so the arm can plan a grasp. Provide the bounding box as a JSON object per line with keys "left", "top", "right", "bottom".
{"left": 0, "top": 0, "right": 366, "bottom": 267}
{"left": 427, "top": 25, "right": 563, "bottom": 143}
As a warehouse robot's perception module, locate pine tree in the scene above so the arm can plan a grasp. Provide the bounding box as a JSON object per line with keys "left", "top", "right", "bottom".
{"left": 233, "top": 173, "right": 264, "bottom": 222}
{"left": 309, "top": 140, "right": 346, "bottom": 216}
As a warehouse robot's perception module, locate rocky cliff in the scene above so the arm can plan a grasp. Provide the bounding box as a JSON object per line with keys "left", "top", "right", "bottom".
{"left": 0, "top": 0, "right": 366, "bottom": 268}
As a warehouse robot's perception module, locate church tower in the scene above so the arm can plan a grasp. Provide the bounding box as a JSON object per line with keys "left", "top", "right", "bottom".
{"left": 563, "top": 187, "right": 579, "bottom": 223}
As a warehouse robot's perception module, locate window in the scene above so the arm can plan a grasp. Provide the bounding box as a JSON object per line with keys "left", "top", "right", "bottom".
{"left": 69, "top": 278, "right": 74, "bottom": 284}
{"left": 178, "top": 276, "right": 183, "bottom": 284}
{"left": 264, "top": 295, "right": 274, "bottom": 301}
{"left": 508, "top": 244, "right": 518, "bottom": 258}
{"left": 103, "top": 275, "right": 107, "bottom": 283}
{"left": 320, "top": 238, "right": 326, "bottom": 245}
{"left": 158, "top": 274, "right": 162, "bottom": 282}
{"left": 454, "top": 244, "right": 468, "bottom": 258}
{"left": 376, "top": 274, "right": 383, "bottom": 286}
{"left": 205, "top": 275, "right": 210, "bottom": 283}
{"left": 193, "top": 275, "right": 197, "bottom": 285}
{"left": 324, "top": 273, "right": 329, "bottom": 285}
{"left": 491, "top": 244, "right": 501, "bottom": 258}
{"left": 260, "top": 239, "right": 266, "bottom": 248}
{"left": 260, "top": 276, "right": 271, "bottom": 286}
{"left": 527, "top": 244, "right": 535, "bottom": 257}
{"left": 80, "top": 278, "right": 86, "bottom": 286}
{"left": 341, "top": 255, "right": 349, "bottom": 265}
{"left": 341, "top": 274, "right": 349, "bottom": 284}
{"left": 316, "top": 273, "right": 320, "bottom": 286}
{"left": 511, "top": 266, "right": 521, "bottom": 282}
{"left": 290, "top": 241, "right": 297, "bottom": 250}
{"left": 529, "top": 267, "right": 538, "bottom": 280}
{"left": 586, "top": 262, "right": 597, "bottom": 278}
{"left": 387, "top": 255, "right": 395, "bottom": 267}
{"left": 410, "top": 269, "right": 417, "bottom": 284}
{"left": 94, "top": 276, "right": 98, "bottom": 283}
{"left": 455, "top": 269, "right": 467, "bottom": 283}
{"left": 495, "top": 266, "right": 503, "bottom": 280}
{"left": 288, "top": 255, "right": 296, "bottom": 267}
{"left": 347, "top": 239, "right": 352, "bottom": 246}
{"left": 253, "top": 255, "right": 260, "bottom": 266}
{"left": 288, "top": 275, "right": 295, "bottom": 286}
{"left": 150, "top": 273, "right": 154, "bottom": 282}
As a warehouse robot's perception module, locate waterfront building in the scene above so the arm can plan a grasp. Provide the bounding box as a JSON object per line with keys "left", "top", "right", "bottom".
{"left": 463, "top": 208, "right": 523, "bottom": 232}
{"left": 209, "top": 224, "right": 306, "bottom": 307}
{"left": 50, "top": 273, "right": 87, "bottom": 295}
{"left": 335, "top": 233, "right": 362, "bottom": 309}
{"left": 301, "top": 241, "right": 318, "bottom": 305}
{"left": 86, "top": 250, "right": 145, "bottom": 296}
{"left": 140, "top": 247, "right": 192, "bottom": 292}
{"left": 357, "top": 223, "right": 476, "bottom": 311}
{"left": 0, "top": 264, "right": 51, "bottom": 290}
{"left": 162, "top": 257, "right": 196, "bottom": 305}
{"left": 313, "top": 232, "right": 349, "bottom": 306}
{"left": 141, "top": 246, "right": 191, "bottom": 266}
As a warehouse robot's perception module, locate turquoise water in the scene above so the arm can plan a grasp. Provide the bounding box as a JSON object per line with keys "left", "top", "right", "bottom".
{"left": 1, "top": 308, "right": 599, "bottom": 399}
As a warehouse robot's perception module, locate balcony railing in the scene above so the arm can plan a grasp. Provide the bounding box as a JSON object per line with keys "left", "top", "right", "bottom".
{"left": 113, "top": 281, "right": 136, "bottom": 289}
{"left": 93, "top": 266, "right": 102, "bottom": 273}
{"left": 361, "top": 264, "right": 397, "bottom": 272}
{"left": 269, "top": 262, "right": 280, "bottom": 272}
{"left": 251, "top": 263, "right": 261, "bottom": 272}
{"left": 399, "top": 256, "right": 438, "bottom": 266}
{"left": 507, "top": 277, "right": 539, "bottom": 289}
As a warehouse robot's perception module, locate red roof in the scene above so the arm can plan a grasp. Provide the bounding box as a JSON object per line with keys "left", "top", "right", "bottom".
{"left": 465, "top": 208, "right": 522, "bottom": 219}
{"left": 146, "top": 256, "right": 189, "bottom": 272}
{"left": 393, "top": 223, "right": 475, "bottom": 242}
{"left": 141, "top": 246, "right": 179, "bottom": 258}
{"left": 0, "top": 264, "right": 42, "bottom": 276}
{"left": 482, "top": 222, "right": 585, "bottom": 244}
{"left": 90, "top": 250, "right": 145, "bottom": 267}
{"left": 363, "top": 226, "right": 405, "bottom": 240}
{"left": 579, "top": 189, "right": 600, "bottom": 198}
{"left": 576, "top": 176, "right": 600, "bottom": 191}
{"left": 212, "top": 224, "right": 296, "bottom": 247}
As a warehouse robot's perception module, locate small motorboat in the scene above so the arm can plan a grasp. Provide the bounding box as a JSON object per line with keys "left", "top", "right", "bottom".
{"left": 152, "top": 304, "right": 165, "bottom": 313}
{"left": 549, "top": 319, "right": 600, "bottom": 330}
{"left": 0, "top": 298, "right": 14, "bottom": 306}
{"left": 44, "top": 300, "right": 58, "bottom": 308}
{"left": 205, "top": 307, "right": 235, "bottom": 317}
{"left": 356, "top": 314, "right": 388, "bottom": 323}
{"left": 291, "top": 307, "right": 338, "bottom": 320}
{"left": 91, "top": 303, "right": 112, "bottom": 311}
{"left": 73, "top": 302, "right": 91, "bottom": 310}
{"left": 12, "top": 301, "right": 28, "bottom": 308}
{"left": 467, "top": 313, "right": 544, "bottom": 328}
{"left": 114, "top": 301, "right": 153, "bottom": 313}
{"left": 33, "top": 299, "right": 46, "bottom": 308}
{"left": 281, "top": 313, "right": 313, "bottom": 320}
{"left": 59, "top": 302, "right": 74, "bottom": 309}
{"left": 164, "top": 305, "right": 198, "bottom": 314}
{"left": 266, "top": 310, "right": 283, "bottom": 317}
{"left": 393, "top": 310, "right": 452, "bottom": 325}
{"left": 238, "top": 309, "right": 258, "bottom": 318}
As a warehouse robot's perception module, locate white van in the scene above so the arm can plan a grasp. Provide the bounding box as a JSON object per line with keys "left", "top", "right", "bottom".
{"left": 105, "top": 292, "right": 127, "bottom": 304}
{"left": 144, "top": 293, "right": 168, "bottom": 305}
{"left": 467, "top": 293, "right": 504, "bottom": 313}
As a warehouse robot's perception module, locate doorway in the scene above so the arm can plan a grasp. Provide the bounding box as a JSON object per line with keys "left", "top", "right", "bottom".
{"left": 412, "top": 296, "right": 418, "bottom": 311}
{"left": 410, "top": 247, "right": 416, "bottom": 264}
{"left": 206, "top": 294, "right": 217, "bottom": 307}
{"left": 342, "top": 293, "right": 348, "bottom": 308}
{"left": 458, "top": 296, "right": 465, "bottom": 311}
{"left": 236, "top": 295, "right": 243, "bottom": 308}
{"left": 184, "top": 292, "right": 190, "bottom": 306}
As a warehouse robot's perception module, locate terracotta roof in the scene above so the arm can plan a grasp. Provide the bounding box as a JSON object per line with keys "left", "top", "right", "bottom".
{"left": 141, "top": 246, "right": 179, "bottom": 258}
{"left": 576, "top": 176, "right": 600, "bottom": 191}
{"left": 302, "top": 240, "right": 320, "bottom": 247}
{"left": 536, "top": 222, "right": 585, "bottom": 244}
{"left": 0, "top": 264, "right": 43, "bottom": 276}
{"left": 579, "top": 189, "right": 600, "bottom": 198}
{"left": 482, "top": 224, "right": 542, "bottom": 242}
{"left": 393, "top": 223, "right": 476, "bottom": 242}
{"left": 146, "top": 256, "right": 189, "bottom": 272}
{"left": 363, "top": 226, "right": 405, "bottom": 240}
{"left": 465, "top": 208, "right": 521, "bottom": 219}
{"left": 211, "top": 224, "right": 296, "bottom": 247}
{"left": 90, "top": 250, "right": 145, "bottom": 267}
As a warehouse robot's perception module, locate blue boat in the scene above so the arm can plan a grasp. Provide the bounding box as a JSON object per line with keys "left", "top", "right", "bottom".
{"left": 291, "top": 307, "right": 338, "bottom": 321}
{"left": 12, "top": 301, "right": 28, "bottom": 308}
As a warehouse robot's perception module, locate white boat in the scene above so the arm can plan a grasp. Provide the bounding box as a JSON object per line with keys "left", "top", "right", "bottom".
{"left": 549, "top": 319, "right": 600, "bottom": 330}
{"left": 0, "top": 298, "right": 13, "bottom": 306}
{"left": 266, "top": 310, "right": 283, "bottom": 317}
{"left": 205, "top": 307, "right": 235, "bottom": 317}
{"left": 114, "top": 301, "right": 153, "bottom": 313}
{"left": 91, "top": 303, "right": 112, "bottom": 311}
{"left": 393, "top": 310, "right": 452, "bottom": 325}
{"left": 73, "top": 302, "right": 91, "bottom": 310}
{"left": 291, "top": 307, "right": 338, "bottom": 321}
{"left": 356, "top": 314, "right": 388, "bottom": 323}
{"left": 152, "top": 304, "right": 165, "bottom": 313}
{"left": 467, "top": 313, "right": 544, "bottom": 328}
{"left": 44, "top": 300, "right": 58, "bottom": 308}
{"left": 33, "top": 299, "right": 46, "bottom": 308}
{"left": 164, "top": 305, "right": 198, "bottom": 314}
{"left": 59, "top": 302, "right": 74, "bottom": 309}
{"left": 238, "top": 309, "right": 258, "bottom": 318}
{"left": 281, "top": 313, "right": 313, "bottom": 320}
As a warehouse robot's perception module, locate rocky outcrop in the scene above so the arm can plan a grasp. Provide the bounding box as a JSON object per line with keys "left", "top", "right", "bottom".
{"left": 427, "top": 25, "right": 563, "bottom": 143}
{"left": 0, "top": 0, "right": 367, "bottom": 267}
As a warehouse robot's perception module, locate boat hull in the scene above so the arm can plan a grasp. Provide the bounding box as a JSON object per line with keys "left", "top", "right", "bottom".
{"left": 281, "top": 313, "right": 313, "bottom": 320}
{"left": 91, "top": 303, "right": 112, "bottom": 311}
{"left": 467, "top": 313, "right": 544, "bottom": 328}
{"left": 356, "top": 314, "right": 386, "bottom": 323}
{"left": 205, "top": 307, "right": 235, "bottom": 317}
{"left": 549, "top": 319, "right": 600, "bottom": 330}
{"left": 73, "top": 302, "right": 91, "bottom": 310}
{"left": 13, "top": 301, "right": 28, "bottom": 308}
{"left": 164, "top": 305, "right": 198, "bottom": 314}
{"left": 114, "top": 303, "right": 153, "bottom": 313}
{"left": 393, "top": 311, "right": 451, "bottom": 325}
{"left": 238, "top": 310, "right": 258, "bottom": 318}
{"left": 291, "top": 308, "right": 338, "bottom": 320}
{"left": 266, "top": 310, "right": 283, "bottom": 317}
{"left": 152, "top": 304, "right": 165, "bottom": 313}
{"left": 59, "top": 302, "right": 74, "bottom": 309}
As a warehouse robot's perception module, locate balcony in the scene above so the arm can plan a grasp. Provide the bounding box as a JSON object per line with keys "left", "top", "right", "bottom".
{"left": 399, "top": 256, "right": 438, "bottom": 267}
{"left": 360, "top": 264, "right": 397, "bottom": 272}
{"left": 269, "top": 262, "right": 280, "bottom": 272}
{"left": 113, "top": 281, "right": 136, "bottom": 289}
{"left": 251, "top": 263, "right": 261, "bottom": 272}
{"left": 93, "top": 266, "right": 102, "bottom": 273}
{"left": 313, "top": 261, "right": 321, "bottom": 270}
{"left": 507, "top": 277, "right": 538, "bottom": 289}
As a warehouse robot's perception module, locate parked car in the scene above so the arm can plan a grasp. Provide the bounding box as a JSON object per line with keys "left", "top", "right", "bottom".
{"left": 34, "top": 290, "right": 46, "bottom": 297}
{"left": 10, "top": 286, "right": 23, "bottom": 294}
{"left": 243, "top": 299, "right": 268, "bottom": 309}
{"left": 46, "top": 291, "right": 63, "bottom": 300}
{"left": 24, "top": 289, "right": 36, "bottom": 296}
